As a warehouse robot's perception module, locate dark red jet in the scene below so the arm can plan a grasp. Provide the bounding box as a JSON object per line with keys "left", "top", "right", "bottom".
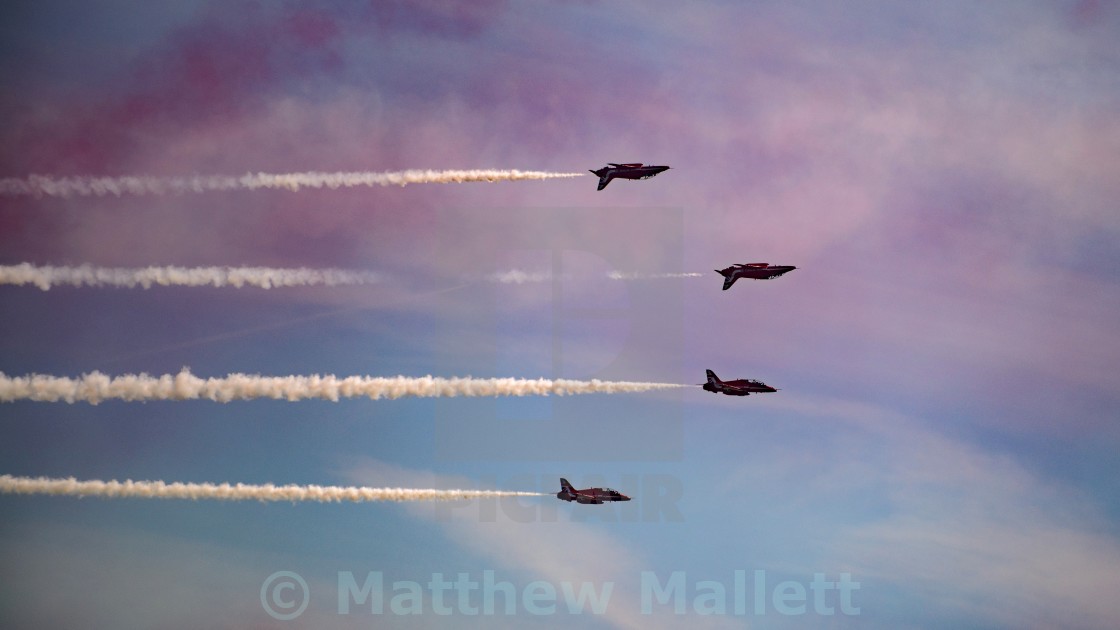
{"left": 589, "top": 163, "right": 670, "bottom": 191}
{"left": 716, "top": 263, "right": 797, "bottom": 290}
{"left": 556, "top": 478, "right": 631, "bottom": 504}
{"left": 702, "top": 369, "right": 778, "bottom": 396}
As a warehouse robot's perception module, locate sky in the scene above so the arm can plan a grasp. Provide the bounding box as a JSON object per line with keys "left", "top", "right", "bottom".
{"left": 1, "top": 1, "right": 1119, "bottom": 628}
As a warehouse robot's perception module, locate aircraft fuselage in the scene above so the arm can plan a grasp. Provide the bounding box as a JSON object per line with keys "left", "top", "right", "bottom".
{"left": 702, "top": 369, "right": 777, "bottom": 396}
{"left": 557, "top": 478, "right": 631, "bottom": 504}
{"left": 590, "top": 163, "right": 670, "bottom": 190}
{"left": 716, "top": 263, "right": 797, "bottom": 290}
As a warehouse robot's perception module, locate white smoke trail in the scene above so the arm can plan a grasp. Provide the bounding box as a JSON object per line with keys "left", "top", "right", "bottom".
{"left": 0, "top": 170, "right": 586, "bottom": 198}
{"left": 486, "top": 270, "right": 554, "bottom": 284}
{"left": 0, "top": 369, "right": 692, "bottom": 405}
{"left": 485, "top": 269, "right": 703, "bottom": 284}
{"left": 0, "top": 475, "right": 544, "bottom": 503}
{"left": 0, "top": 263, "right": 381, "bottom": 291}
{"left": 607, "top": 271, "right": 704, "bottom": 280}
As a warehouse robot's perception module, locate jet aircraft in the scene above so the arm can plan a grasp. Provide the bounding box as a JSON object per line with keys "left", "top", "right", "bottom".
{"left": 589, "top": 163, "right": 670, "bottom": 190}
{"left": 716, "top": 263, "right": 797, "bottom": 290}
{"left": 702, "top": 369, "right": 778, "bottom": 396}
{"left": 556, "top": 478, "right": 631, "bottom": 504}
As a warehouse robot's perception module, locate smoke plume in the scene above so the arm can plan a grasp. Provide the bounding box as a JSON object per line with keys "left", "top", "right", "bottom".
{"left": 0, "top": 263, "right": 381, "bottom": 290}
{"left": 486, "top": 269, "right": 703, "bottom": 284}
{"left": 0, "top": 475, "right": 544, "bottom": 503}
{"left": 0, "top": 170, "right": 585, "bottom": 197}
{"left": 486, "top": 270, "right": 555, "bottom": 284}
{"left": 606, "top": 271, "right": 704, "bottom": 280}
{"left": 0, "top": 369, "right": 691, "bottom": 404}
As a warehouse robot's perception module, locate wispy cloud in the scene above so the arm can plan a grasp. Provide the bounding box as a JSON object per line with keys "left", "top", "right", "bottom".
{"left": 733, "top": 393, "right": 1120, "bottom": 628}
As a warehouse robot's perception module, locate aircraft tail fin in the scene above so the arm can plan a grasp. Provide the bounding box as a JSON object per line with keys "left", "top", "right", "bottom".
{"left": 595, "top": 174, "right": 611, "bottom": 191}
{"left": 705, "top": 370, "right": 720, "bottom": 386}
{"left": 560, "top": 478, "right": 575, "bottom": 494}
{"left": 715, "top": 268, "right": 737, "bottom": 290}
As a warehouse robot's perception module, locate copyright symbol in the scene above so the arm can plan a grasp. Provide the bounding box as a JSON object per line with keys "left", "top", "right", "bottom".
{"left": 261, "top": 571, "right": 309, "bottom": 620}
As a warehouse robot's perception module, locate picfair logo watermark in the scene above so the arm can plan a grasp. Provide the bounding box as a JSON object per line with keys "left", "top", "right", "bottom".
{"left": 434, "top": 207, "right": 687, "bottom": 464}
